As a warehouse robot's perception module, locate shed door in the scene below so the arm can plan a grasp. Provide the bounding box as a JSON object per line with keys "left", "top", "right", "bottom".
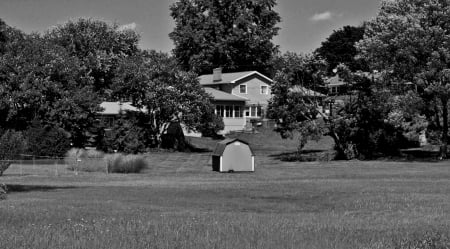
{"left": 222, "top": 142, "right": 252, "bottom": 171}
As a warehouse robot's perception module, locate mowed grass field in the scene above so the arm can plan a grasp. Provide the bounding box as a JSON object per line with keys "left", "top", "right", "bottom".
{"left": 1, "top": 131, "right": 449, "bottom": 249}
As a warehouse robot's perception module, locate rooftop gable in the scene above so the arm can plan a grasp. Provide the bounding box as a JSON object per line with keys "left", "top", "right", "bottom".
{"left": 199, "top": 71, "right": 272, "bottom": 86}
{"left": 204, "top": 87, "right": 248, "bottom": 102}
{"left": 212, "top": 138, "right": 255, "bottom": 156}
{"left": 289, "top": 86, "right": 326, "bottom": 97}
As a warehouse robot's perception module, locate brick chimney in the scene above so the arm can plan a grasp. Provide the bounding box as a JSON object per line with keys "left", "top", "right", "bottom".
{"left": 213, "top": 68, "right": 222, "bottom": 82}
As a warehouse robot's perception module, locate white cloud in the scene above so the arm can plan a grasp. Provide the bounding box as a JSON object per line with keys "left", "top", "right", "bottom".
{"left": 310, "top": 11, "right": 334, "bottom": 22}
{"left": 118, "top": 22, "right": 137, "bottom": 31}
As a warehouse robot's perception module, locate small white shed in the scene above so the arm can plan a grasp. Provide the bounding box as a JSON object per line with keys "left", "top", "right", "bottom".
{"left": 211, "top": 138, "right": 255, "bottom": 172}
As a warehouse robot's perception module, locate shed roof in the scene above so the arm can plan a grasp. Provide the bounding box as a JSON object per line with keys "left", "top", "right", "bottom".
{"left": 98, "top": 102, "right": 144, "bottom": 115}
{"left": 212, "top": 138, "right": 255, "bottom": 156}
{"left": 199, "top": 71, "right": 272, "bottom": 85}
{"left": 289, "top": 86, "right": 326, "bottom": 97}
{"left": 204, "top": 87, "right": 248, "bottom": 102}
{"left": 325, "top": 75, "right": 347, "bottom": 87}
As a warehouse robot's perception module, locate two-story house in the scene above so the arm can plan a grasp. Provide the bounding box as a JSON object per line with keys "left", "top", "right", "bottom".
{"left": 199, "top": 68, "right": 273, "bottom": 133}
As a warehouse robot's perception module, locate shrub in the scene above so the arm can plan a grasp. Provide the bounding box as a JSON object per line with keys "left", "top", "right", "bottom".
{"left": 0, "top": 130, "right": 27, "bottom": 176}
{"left": 105, "top": 154, "right": 148, "bottom": 173}
{"left": 25, "top": 120, "right": 71, "bottom": 158}
{"left": 65, "top": 148, "right": 106, "bottom": 172}
{"left": 102, "top": 118, "right": 148, "bottom": 154}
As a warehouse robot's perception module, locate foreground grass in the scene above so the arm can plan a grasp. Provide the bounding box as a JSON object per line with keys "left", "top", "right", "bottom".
{"left": 1, "top": 152, "right": 450, "bottom": 248}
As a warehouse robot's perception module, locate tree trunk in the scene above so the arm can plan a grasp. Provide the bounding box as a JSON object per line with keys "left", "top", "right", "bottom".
{"left": 440, "top": 97, "right": 448, "bottom": 158}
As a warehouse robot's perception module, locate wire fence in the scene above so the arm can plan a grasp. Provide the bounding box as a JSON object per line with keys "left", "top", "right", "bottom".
{"left": 0, "top": 153, "right": 106, "bottom": 176}
{"left": 1, "top": 152, "right": 214, "bottom": 177}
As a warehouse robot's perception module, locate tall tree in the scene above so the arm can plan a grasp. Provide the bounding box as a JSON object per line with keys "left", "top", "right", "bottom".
{"left": 357, "top": 0, "right": 450, "bottom": 156}
{"left": 169, "top": 0, "right": 281, "bottom": 75}
{"left": 316, "top": 25, "right": 367, "bottom": 74}
{"left": 0, "top": 19, "right": 7, "bottom": 54}
{"left": 45, "top": 18, "right": 140, "bottom": 96}
{"left": 0, "top": 32, "right": 101, "bottom": 146}
{"left": 267, "top": 53, "right": 326, "bottom": 151}
{"left": 111, "top": 50, "right": 221, "bottom": 147}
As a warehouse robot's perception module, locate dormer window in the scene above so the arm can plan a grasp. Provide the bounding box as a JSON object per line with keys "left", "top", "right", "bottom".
{"left": 261, "top": 85, "right": 268, "bottom": 94}
{"left": 239, "top": 84, "right": 247, "bottom": 94}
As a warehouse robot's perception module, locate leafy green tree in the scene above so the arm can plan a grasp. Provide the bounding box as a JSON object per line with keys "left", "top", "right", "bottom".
{"left": 45, "top": 18, "right": 140, "bottom": 96}
{"left": 0, "top": 32, "right": 101, "bottom": 146}
{"left": 111, "top": 50, "right": 220, "bottom": 148}
{"left": 0, "top": 19, "right": 7, "bottom": 54}
{"left": 268, "top": 53, "right": 326, "bottom": 152}
{"left": 169, "top": 0, "right": 281, "bottom": 75}
{"left": 316, "top": 25, "right": 367, "bottom": 74}
{"left": 24, "top": 120, "right": 71, "bottom": 158}
{"left": 0, "top": 130, "right": 27, "bottom": 176}
{"left": 357, "top": 0, "right": 450, "bottom": 156}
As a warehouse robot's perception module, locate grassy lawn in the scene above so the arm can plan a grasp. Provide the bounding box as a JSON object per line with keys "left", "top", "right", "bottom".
{"left": 1, "top": 134, "right": 449, "bottom": 249}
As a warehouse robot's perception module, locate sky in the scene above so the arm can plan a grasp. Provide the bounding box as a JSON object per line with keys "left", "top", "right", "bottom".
{"left": 0, "top": 0, "right": 381, "bottom": 54}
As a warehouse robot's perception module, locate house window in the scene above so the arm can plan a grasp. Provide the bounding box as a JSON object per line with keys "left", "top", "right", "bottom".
{"left": 239, "top": 84, "right": 247, "bottom": 94}
{"left": 257, "top": 106, "right": 263, "bottom": 117}
{"left": 261, "top": 85, "right": 268, "bottom": 94}
{"left": 216, "top": 105, "right": 224, "bottom": 117}
{"left": 225, "top": 106, "right": 232, "bottom": 117}
{"left": 234, "top": 106, "right": 243, "bottom": 118}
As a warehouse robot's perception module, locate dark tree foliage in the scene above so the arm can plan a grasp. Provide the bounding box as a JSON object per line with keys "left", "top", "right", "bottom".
{"left": 25, "top": 120, "right": 71, "bottom": 158}
{"left": 0, "top": 130, "right": 27, "bottom": 176}
{"left": 268, "top": 53, "right": 326, "bottom": 151}
{"left": 169, "top": 0, "right": 281, "bottom": 75}
{"left": 0, "top": 32, "right": 101, "bottom": 146}
{"left": 111, "top": 50, "right": 222, "bottom": 147}
{"left": 316, "top": 25, "right": 368, "bottom": 74}
{"left": 45, "top": 18, "right": 140, "bottom": 96}
{"left": 357, "top": 0, "right": 450, "bottom": 156}
{"left": 0, "top": 19, "right": 7, "bottom": 54}
{"left": 102, "top": 116, "right": 150, "bottom": 154}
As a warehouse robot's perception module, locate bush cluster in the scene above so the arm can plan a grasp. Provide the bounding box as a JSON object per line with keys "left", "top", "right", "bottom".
{"left": 25, "top": 121, "right": 71, "bottom": 158}
{"left": 105, "top": 154, "right": 148, "bottom": 173}
{"left": 101, "top": 117, "right": 149, "bottom": 154}
{"left": 0, "top": 130, "right": 27, "bottom": 176}
{"left": 65, "top": 148, "right": 106, "bottom": 172}
{"left": 65, "top": 148, "right": 148, "bottom": 174}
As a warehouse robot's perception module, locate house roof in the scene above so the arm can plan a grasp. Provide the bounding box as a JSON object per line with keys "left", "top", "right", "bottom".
{"left": 212, "top": 138, "right": 255, "bottom": 156}
{"left": 289, "top": 86, "right": 326, "bottom": 97}
{"left": 204, "top": 87, "right": 248, "bottom": 102}
{"left": 98, "top": 102, "right": 144, "bottom": 115}
{"left": 325, "top": 75, "right": 347, "bottom": 87}
{"left": 199, "top": 71, "right": 272, "bottom": 85}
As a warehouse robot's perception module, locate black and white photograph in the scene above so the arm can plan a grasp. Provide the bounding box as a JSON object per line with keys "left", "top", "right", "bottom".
{"left": 0, "top": 0, "right": 449, "bottom": 248}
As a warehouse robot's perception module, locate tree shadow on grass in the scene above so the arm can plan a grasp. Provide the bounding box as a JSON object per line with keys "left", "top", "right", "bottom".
{"left": 5, "top": 184, "right": 78, "bottom": 193}
{"left": 270, "top": 150, "right": 336, "bottom": 162}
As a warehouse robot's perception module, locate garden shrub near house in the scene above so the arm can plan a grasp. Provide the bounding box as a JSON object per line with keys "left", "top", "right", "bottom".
{"left": 105, "top": 154, "right": 148, "bottom": 173}
{"left": 25, "top": 121, "right": 71, "bottom": 158}
{"left": 0, "top": 130, "right": 27, "bottom": 176}
{"left": 102, "top": 117, "right": 149, "bottom": 154}
{"left": 65, "top": 148, "right": 106, "bottom": 172}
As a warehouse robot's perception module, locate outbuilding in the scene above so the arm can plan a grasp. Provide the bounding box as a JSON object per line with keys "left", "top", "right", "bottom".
{"left": 212, "top": 138, "right": 255, "bottom": 172}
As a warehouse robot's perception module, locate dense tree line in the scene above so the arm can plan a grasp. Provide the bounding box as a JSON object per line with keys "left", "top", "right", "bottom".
{"left": 0, "top": 18, "right": 220, "bottom": 154}
{"left": 269, "top": 0, "right": 450, "bottom": 159}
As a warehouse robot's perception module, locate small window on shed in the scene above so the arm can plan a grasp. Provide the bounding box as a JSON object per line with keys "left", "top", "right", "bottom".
{"left": 239, "top": 84, "right": 247, "bottom": 94}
